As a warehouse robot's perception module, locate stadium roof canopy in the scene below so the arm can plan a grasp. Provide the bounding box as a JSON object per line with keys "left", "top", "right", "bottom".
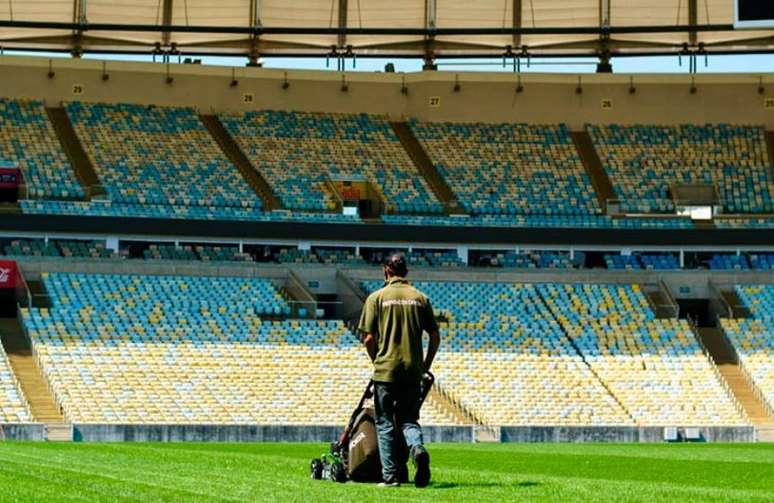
{"left": 1, "top": 1, "right": 773, "bottom": 63}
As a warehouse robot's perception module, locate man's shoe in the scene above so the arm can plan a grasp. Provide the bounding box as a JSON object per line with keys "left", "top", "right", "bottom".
{"left": 378, "top": 479, "right": 400, "bottom": 488}
{"left": 411, "top": 445, "right": 431, "bottom": 488}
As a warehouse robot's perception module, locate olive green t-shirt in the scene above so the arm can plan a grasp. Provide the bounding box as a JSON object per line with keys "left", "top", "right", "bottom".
{"left": 358, "top": 277, "right": 439, "bottom": 383}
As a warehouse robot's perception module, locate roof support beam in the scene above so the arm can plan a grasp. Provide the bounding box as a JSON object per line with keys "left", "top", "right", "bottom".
{"left": 248, "top": 0, "right": 262, "bottom": 65}
{"left": 513, "top": 0, "right": 522, "bottom": 48}
{"left": 71, "top": 0, "right": 87, "bottom": 57}
{"left": 597, "top": 0, "right": 612, "bottom": 72}
{"left": 338, "top": 0, "right": 348, "bottom": 48}
{"left": 425, "top": 0, "right": 436, "bottom": 30}
{"left": 688, "top": 0, "right": 698, "bottom": 45}
{"left": 423, "top": 0, "right": 437, "bottom": 70}
{"left": 162, "top": 0, "right": 173, "bottom": 47}
{"left": 600, "top": 0, "right": 611, "bottom": 28}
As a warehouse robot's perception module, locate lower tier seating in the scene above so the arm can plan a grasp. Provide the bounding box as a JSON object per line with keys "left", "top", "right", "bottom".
{"left": 20, "top": 272, "right": 453, "bottom": 425}
{"left": 541, "top": 284, "right": 747, "bottom": 426}
{"left": 361, "top": 280, "right": 633, "bottom": 425}
{"left": 721, "top": 285, "right": 774, "bottom": 411}
{"left": 0, "top": 347, "right": 32, "bottom": 422}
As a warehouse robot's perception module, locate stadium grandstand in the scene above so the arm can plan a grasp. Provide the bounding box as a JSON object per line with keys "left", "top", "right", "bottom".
{"left": 0, "top": 0, "right": 773, "bottom": 461}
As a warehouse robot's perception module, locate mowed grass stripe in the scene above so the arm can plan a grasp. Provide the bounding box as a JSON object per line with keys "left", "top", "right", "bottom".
{"left": 446, "top": 442, "right": 774, "bottom": 464}
{"left": 0, "top": 443, "right": 409, "bottom": 503}
{"left": 0, "top": 452, "right": 233, "bottom": 502}
{"left": 0, "top": 442, "right": 772, "bottom": 503}
{"left": 431, "top": 444, "right": 773, "bottom": 491}
{"left": 0, "top": 445, "right": 290, "bottom": 502}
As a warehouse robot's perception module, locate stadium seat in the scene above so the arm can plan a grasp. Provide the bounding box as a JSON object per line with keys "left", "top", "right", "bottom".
{"left": 0, "top": 346, "right": 32, "bottom": 423}
{"left": 361, "top": 280, "right": 633, "bottom": 426}
{"left": 588, "top": 124, "right": 774, "bottom": 214}
{"left": 21, "top": 272, "right": 453, "bottom": 425}
{"left": 721, "top": 285, "right": 774, "bottom": 411}
{"left": 219, "top": 110, "right": 443, "bottom": 214}
{"left": 0, "top": 97, "right": 84, "bottom": 199}
{"left": 408, "top": 121, "right": 600, "bottom": 217}
{"left": 63, "top": 102, "right": 262, "bottom": 218}
{"left": 541, "top": 283, "right": 748, "bottom": 426}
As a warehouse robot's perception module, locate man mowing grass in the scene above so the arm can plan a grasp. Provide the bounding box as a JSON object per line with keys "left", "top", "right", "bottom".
{"left": 358, "top": 254, "right": 441, "bottom": 488}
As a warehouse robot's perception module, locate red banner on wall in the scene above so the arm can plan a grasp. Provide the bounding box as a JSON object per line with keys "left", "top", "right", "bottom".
{"left": 0, "top": 260, "right": 18, "bottom": 289}
{"left": 0, "top": 167, "right": 21, "bottom": 189}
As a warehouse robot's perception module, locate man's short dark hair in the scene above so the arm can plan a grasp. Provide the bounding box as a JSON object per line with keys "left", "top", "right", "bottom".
{"left": 383, "top": 253, "right": 408, "bottom": 277}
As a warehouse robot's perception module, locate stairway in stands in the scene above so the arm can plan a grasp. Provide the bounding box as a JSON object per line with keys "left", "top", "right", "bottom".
{"left": 0, "top": 318, "right": 71, "bottom": 441}
{"left": 45, "top": 107, "right": 105, "bottom": 200}
{"left": 696, "top": 327, "right": 774, "bottom": 441}
{"left": 428, "top": 382, "right": 479, "bottom": 426}
{"left": 390, "top": 122, "right": 465, "bottom": 215}
{"left": 571, "top": 131, "right": 616, "bottom": 213}
{"left": 199, "top": 114, "right": 282, "bottom": 210}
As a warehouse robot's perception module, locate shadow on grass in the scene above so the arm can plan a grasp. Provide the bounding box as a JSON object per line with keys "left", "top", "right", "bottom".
{"left": 430, "top": 481, "right": 539, "bottom": 490}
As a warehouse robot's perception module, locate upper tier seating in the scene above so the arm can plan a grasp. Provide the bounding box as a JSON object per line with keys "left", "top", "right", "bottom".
{"left": 315, "top": 248, "right": 366, "bottom": 266}
{"left": 360, "top": 280, "right": 632, "bottom": 426}
{"left": 405, "top": 250, "right": 464, "bottom": 268}
{"left": 750, "top": 254, "right": 774, "bottom": 270}
{"left": 409, "top": 121, "right": 600, "bottom": 216}
{"left": 196, "top": 245, "right": 253, "bottom": 262}
{"left": 0, "top": 98, "right": 84, "bottom": 199}
{"left": 65, "top": 102, "right": 261, "bottom": 212}
{"left": 20, "top": 273, "right": 462, "bottom": 425}
{"left": 143, "top": 244, "right": 198, "bottom": 261}
{"left": 3, "top": 239, "right": 60, "bottom": 257}
{"left": 709, "top": 254, "right": 750, "bottom": 271}
{"left": 541, "top": 284, "right": 747, "bottom": 426}
{"left": 603, "top": 253, "right": 679, "bottom": 270}
{"left": 220, "top": 111, "right": 442, "bottom": 214}
{"left": 588, "top": 124, "right": 774, "bottom": 214}
{"left": 721, "top": 285, "right": 774, "bottom": 411}
{"left": 604, "top": 254, "right": 641, "bottom": 270}
{"left": 0, "top": 347, "right": 32, "bottom": 422}
{"left": 57, "top": 240, "right": 123, "bottom": 259}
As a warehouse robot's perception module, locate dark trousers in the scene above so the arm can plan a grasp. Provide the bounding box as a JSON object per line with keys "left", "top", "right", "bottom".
{"left": 373, "top": 380, "right": 424, "bottom": 481}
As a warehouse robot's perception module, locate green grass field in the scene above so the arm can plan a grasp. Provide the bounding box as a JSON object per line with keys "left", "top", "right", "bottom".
{"left": 0, "top": 442, "right": 772, "bottom": 502}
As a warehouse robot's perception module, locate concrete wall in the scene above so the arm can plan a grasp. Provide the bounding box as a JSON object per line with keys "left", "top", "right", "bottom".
{"left": 72, "top": 424, "right": 472, "bottom": 443}
{"left": 2, "top": 55, "right": 774, "bottom": 129}
{"left": 14, "top": 258, "right": 774, "bottom": 301}
{"left": 500, "top": 426, "right": 756, "bottom": 443}
{"left": 16, "top": 257, "right": 288, "bottom": 281}
{"left": 68, "top": 424, "right": 754, "bottom": 443}
{"left": 0, "top": 424, "right": 46, "bottom": 441}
